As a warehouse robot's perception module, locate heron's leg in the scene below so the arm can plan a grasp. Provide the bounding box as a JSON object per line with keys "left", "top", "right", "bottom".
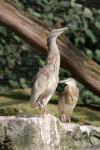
{"left": 60, "top": 113, "right": 66, "bottom": 123}
{"left": 36, "top": 100, "right": 49, "bottom": 116}
{"left": 40, "top": 100, "right": 49, "bottom": 115}
{"left": 66, "top": 116, "right": 71, "bottom": 123}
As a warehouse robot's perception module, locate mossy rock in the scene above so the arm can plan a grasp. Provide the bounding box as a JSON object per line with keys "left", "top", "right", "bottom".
{"left": 0, "top": 115, "right": 100, "bottom": 150}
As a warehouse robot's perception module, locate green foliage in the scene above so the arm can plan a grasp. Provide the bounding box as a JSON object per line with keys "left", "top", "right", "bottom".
{"left": 16, "top": 0, "right": 100, "bottom": 63}
{"left": 0, "top": 0, "right": 100, "bottom": 104}
{"left": 81, "top": 90, "right": 95, "bottom": 105}
{"left": 0, "top": 27, "right": 43, "bottom": 88}
{"left": 78, "top": 82, "right": 100, "bottom": 105}
{"left": 24, "top": 0, "right": 100, "bottom": 103}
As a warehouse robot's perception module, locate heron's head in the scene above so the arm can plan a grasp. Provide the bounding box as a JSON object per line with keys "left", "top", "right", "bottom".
{"left": 59, "top": 78, "right": 76, "bottom": 86}
{"left": 48, "top": 25, "right": 76, "bottom": 40}
{"left": 48, "top": 27, "right": 68, "bottom": 39}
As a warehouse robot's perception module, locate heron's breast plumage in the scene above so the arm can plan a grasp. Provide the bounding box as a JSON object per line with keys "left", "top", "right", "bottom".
{"left": 58, "top": 84, "right": 79, "bottom": 116}
{"left": 64, "top": 85, "right": 79, "bottom": 104}
{"left": 37, "top": 66, "right": 59, "bottom": 106}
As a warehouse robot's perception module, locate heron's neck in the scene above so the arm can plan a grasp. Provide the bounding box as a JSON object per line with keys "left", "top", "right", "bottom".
{"left": 46, "top": 37, "right": 60, "bottom": 75}
{"left": 49, "top": 38, "right": 58, "bottom": 53}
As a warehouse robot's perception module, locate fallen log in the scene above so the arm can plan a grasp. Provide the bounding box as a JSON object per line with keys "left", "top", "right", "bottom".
{"left": 0, "top": 1, "right": 100, "bottom": 95}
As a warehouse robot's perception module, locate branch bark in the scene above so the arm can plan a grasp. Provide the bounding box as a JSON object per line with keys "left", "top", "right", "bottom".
{"left": 0, "top": 1, "right": 100, "bottom": 96}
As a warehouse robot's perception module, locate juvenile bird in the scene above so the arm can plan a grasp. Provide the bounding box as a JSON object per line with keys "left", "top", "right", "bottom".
{"left": 31, "top": 27, "right": 68, "bottom": 114}
{"left": 58, "top": 78, "right": 79, "bottom": 122}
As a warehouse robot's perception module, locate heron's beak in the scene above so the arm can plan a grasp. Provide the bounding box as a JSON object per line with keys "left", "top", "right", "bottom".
{"left": 67, "top": 24, "right": 76, "bottom": 29}
{"left": 58, "top": 25, "right": 76, "bottom": 36}
{"left": 58, "top": 27, "right": 69, "bottom": 35}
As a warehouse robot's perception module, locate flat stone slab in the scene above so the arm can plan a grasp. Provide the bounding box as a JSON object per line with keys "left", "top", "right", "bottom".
{"left": 0, "top": 115, "right": 100, "bottom": 150}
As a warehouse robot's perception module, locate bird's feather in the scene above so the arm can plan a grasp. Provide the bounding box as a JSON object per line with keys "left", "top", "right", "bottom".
{"left": 58, "top": 81, "right": 79, "bottom": 123}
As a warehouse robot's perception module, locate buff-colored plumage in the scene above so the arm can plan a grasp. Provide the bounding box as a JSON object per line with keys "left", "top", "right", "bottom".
{"left": 58, "top": 78, "right": 79, "bottom": 122}
{"left": 31, "top": 27, "right": 68, "bottom": 112}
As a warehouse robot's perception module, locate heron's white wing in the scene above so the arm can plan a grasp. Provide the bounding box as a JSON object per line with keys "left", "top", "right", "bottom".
{"left": 31, "top": 73, "right": 48, "bottom": 104}
{"left": 33, "top": 74, "right": 47, "bottom": 94}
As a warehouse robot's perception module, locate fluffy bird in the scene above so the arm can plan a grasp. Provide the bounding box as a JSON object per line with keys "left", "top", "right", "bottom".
{"left": 31, "top": 27, "right": 68, "bottom": 113}
{"left": 58, "top": 78, "right": 79, "bottom": 122}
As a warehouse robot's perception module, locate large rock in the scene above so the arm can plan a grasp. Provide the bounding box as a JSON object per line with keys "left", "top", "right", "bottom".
{"left": 0, "top": 115, "right": 100, "bottom": 150}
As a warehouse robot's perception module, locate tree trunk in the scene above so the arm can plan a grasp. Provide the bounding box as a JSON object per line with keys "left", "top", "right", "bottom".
{"left": 0, "top": 1, "right": 100, "bottom": 96}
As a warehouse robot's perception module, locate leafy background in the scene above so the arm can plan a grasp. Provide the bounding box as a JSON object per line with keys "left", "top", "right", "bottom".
{"left": 0, "top": 0, "right": 100, "bottom": 105}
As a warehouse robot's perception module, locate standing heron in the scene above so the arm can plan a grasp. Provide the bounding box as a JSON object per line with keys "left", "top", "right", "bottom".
{"left": 31, "top": 27, "right": 68, "bottom": 113}
{"left": 58, "top": 78, "right": 79, "bottom": 122}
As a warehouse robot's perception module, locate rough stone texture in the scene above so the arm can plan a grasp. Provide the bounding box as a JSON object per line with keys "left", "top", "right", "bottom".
{"left": 0, "top": 115, "right": 100, "bottom": 150}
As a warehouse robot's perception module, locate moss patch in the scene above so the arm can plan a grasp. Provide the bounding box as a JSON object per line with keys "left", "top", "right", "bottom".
{"left": 0, "top": 88, "right": 100, "bottom": 126}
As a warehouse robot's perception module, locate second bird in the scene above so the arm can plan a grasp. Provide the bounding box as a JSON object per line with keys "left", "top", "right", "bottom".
{"left": 58, "top": 78, "right": 79, "bottom": 123}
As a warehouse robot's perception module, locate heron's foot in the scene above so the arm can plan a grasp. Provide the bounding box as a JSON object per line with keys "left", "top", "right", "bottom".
{"left": 43, "top": 108, "right": 49, "bottom": 114}
{"left": 39, "top": 108, "right": 49, "bottom": 117}
{"left": 35, "top": 101, "right": 43, "bottom": 109}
